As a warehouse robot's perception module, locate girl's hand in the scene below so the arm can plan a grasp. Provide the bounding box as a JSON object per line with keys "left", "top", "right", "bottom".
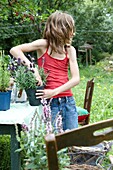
{"left": 33, "top": 67, "right": 43, "bottom": 86}
{"left": 36, "top": 89, "right": 55, "bottom": 99}
{"left": 36, "top": 77, "right": 43, "bottom": 86}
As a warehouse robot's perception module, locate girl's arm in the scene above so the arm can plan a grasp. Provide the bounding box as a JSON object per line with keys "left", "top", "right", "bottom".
{"left": 10, "top": 39, "right": 47, "bottom": 66}
{"left": 10, "top": 39, "right": 47, "bottom": 85}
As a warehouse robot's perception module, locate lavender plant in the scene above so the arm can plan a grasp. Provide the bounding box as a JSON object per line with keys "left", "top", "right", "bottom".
{"left": 0, "top": 55, "right": 11, "bottom": 92}
{"left": 16, "top": 99, "right": 70, "bottom": 170}
{"left": 9, "top": 57, "right": 47, "bottom": 90}
{"left": 15, "top": 62, "right": 37, "bottom": 90}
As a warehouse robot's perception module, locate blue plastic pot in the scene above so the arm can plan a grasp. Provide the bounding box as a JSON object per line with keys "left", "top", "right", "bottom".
{"left": 0, "top": 90, "right": 12, "bottom": 111}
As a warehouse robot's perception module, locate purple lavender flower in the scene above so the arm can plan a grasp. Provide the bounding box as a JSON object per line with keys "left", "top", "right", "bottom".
{"left": 11, "top": 63, "right": 15, "bottom": 71}
{"left": 46, "top": 122, "right": 53, "bottom": 134}
{"left": 21, "top": 123, "right": 29, "bottom": 132}
{"left": 41, "top": 99, "right": 52, "bottom": 121}
{"left": 41, "top": 98, "right": 53, "bottom": 134}
{"left": 41, "top": 98, "right": 64, "bottom": 134}
{"left": 41, "top": 98, "right": 47, "bottom": 105}
{"left": 55, "top": 111, "right": 63, "bottom": 133}
{"left": 17, "top": 58, "right": 21, "bottom": 65}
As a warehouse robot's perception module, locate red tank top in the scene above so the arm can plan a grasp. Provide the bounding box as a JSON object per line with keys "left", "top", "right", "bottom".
{"left": 37, "top": 49, "right": 73, "bottom": 98}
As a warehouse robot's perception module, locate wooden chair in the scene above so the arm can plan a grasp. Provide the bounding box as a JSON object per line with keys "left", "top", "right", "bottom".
{"left": 45, "top": 118, "right": 113, "bottom": 170}
{"left": 78, "top": 78, "right": 94, "bottom": 125}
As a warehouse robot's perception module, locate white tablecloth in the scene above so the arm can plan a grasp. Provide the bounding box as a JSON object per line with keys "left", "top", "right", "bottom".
{"left": 0, "top": 102, "right": 42, "bottom": 126}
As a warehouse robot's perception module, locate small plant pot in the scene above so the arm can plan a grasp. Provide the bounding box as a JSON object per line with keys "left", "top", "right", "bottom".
{"left": 0, "top": 90, "right": 12, "bottom": 111}
{"left": 25, "top": 86, "right": 44, "bottom": 106}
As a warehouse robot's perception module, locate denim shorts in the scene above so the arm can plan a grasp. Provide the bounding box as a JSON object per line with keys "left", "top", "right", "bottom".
{"left": 50, "top": 96, "right": 78, "bottom": 131}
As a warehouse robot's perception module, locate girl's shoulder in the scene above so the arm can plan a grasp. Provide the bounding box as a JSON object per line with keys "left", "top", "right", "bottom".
{"left": 34, "top": 39, "right": 48, "bottom": 57}
{"left": 33, "top": 39, "right": 48, "bottom": 48}
{"left": 66, "top": 45, "right": 76, "bottom": 58}
{"left": 66, "top": 45, "right": 76, "bottom": 51}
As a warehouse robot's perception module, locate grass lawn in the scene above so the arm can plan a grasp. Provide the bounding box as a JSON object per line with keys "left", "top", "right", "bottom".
{"left": 72, "top": 58, "right": 113, "bottom": 124}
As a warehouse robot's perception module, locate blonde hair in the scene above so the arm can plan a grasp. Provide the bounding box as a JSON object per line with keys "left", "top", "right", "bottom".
{"left": 43, "top": 11, "right": 75, "bottom": 54}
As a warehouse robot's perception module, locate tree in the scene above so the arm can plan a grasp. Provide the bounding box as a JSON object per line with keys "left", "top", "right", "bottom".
{"left": 0, "top": 0, "right": 113, "bottom": 61}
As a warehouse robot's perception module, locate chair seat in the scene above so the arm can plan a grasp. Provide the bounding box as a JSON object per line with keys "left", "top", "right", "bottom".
{"left": 77, "top": 106, "right": 89, "bottom": 115}
{"left": 78, "top": 114, "right": 90, "bottom": 122}
{"left": 77, "top": 106, "right": 89, "bottom": 122}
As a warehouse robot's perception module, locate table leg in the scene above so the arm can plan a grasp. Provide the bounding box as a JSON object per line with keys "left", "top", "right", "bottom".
{"left": 10, "top": 125, "right": 21, "bottom": 170}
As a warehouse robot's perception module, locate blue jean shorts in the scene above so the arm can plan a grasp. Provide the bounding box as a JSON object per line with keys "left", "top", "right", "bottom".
{"left": 50, "top": 96, "right": 78, "bottom": 131}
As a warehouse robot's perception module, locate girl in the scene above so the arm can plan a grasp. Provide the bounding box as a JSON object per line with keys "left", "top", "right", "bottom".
{"left": 10, "top": 11, "right": 80, "bottom": 130}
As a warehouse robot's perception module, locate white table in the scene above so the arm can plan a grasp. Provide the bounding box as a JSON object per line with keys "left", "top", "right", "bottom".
{"left": 0, "top": 102, "right": 42, "bottom": 170}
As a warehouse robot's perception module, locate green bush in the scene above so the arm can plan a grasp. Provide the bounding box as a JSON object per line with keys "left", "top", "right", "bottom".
{"left": 92, "top": 50, "right": 111, "bottom": 62}
{"left": 0, "top": 136, "right": 10, "bottom": 170}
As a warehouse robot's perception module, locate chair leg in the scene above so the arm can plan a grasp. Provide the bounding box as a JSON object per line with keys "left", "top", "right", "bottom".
{"left": 84, "top": 115, "right": 90, "bottom": 125}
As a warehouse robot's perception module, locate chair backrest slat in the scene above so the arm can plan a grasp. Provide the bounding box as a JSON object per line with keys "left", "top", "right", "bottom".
{"left": 45, "top": 118, "right": 113, "bottom": 170}
{"left": 78, "top": 78, "right": 94, "bottom": 125}
{"left": 84, "top": 78, "right": 94, "bottom": 113}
